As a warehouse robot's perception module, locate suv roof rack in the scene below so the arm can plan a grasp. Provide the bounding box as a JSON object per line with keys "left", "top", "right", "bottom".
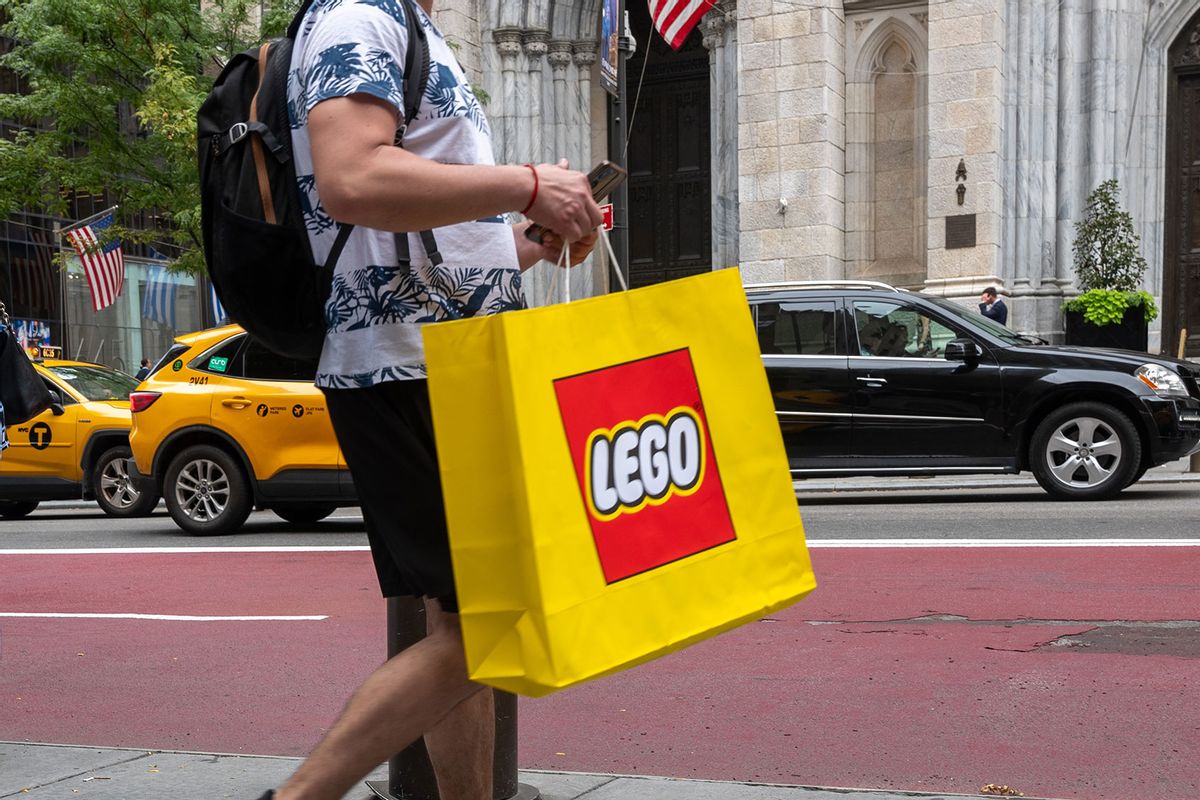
{"left": 743, "top": 280, "right": 902, "bottom": 292}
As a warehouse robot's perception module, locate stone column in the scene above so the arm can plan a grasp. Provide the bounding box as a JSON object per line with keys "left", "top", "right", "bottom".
{"left": 573, "top": 41, "right": 598, "bottom": 170}
{"left": 493, "top": 27, "right": 523, "bottom": 164}
{"left": 548, "top": 41, "right": 573, "bottom": 163}
{"left": 703, "top": 7, "right": 732, "bottom": 269}
{"left": 923, "top": 0, "right": 1005, "bottom": 303}
{"left": 737, "top": 1, "right": 844, "bottom": 282}
{"left": 523, "top": 30, "right": 550, "bottom": 164}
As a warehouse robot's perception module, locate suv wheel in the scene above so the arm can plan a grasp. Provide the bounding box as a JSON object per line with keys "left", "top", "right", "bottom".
{"left": 0, "top": 500, "right": 39, "bottom": 519}
{"left": 93, "top": 446, "right": 160, "bottom": 517}
{"left": 272, "top": 504, "right": 337, "bottom": 525}
{"left": 163, "top": 445, "right": 253, "bottom": 535}
{"left": 1030, "top": 402, "right": 1141, "bottom": 500}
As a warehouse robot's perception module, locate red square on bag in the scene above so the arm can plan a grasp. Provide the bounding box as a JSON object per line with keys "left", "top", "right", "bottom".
{"left": 554, "top": 348, "right": 737, "bottom": 583}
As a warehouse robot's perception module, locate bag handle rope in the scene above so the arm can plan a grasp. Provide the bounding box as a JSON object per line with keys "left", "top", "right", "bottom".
{"left": 543, "top": 225, "right": 628, "bottom": 307}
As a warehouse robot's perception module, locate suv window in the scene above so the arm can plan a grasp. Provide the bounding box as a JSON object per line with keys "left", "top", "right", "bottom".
{"left": 853, "top": 300, "right": 959, "bottom": 358}
{"left": 45, "top": 365, "right": 138, "bottom": 401}
{"left": 755, "top": 300, "right": 838, "bottom": 355}
{"left": 42, "top": 375, "right": 76, "bottom": 406}
{"left": 193, "top": 335, "right": 245, "bottom": 376}
{"left": 240, "top": 337, "right": 319, "bottom": 382}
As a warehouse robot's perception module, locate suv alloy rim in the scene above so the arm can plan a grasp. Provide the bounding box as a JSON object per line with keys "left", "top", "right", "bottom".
{"left": 174, "top": 458, "right": 231, "bottom": 522}
{"left": 99, "top": 457, "right": 142, "bottom": 510}
{"left": 1044, "top": 415, "right": 1123, "bottom": 489}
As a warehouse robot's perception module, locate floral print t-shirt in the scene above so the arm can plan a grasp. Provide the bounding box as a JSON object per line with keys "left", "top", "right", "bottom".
{"left": 288, "top": 0, "right": 524, "bottom": 388}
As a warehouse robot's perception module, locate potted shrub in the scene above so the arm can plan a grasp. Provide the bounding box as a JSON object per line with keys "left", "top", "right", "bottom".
{"left": 1063, "top": 178, "right": 1157, "bottom": 350}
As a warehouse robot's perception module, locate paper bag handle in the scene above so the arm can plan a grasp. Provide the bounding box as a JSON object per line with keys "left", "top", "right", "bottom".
{"left": 544, "top": 226, "right": 628, "bottom": 306}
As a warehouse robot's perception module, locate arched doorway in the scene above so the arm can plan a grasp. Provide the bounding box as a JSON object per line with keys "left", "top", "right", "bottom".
{"left": 623, "top": 2, "right": 712, "bottom": 288}
{"left": 1164, "top": 11, "right": 1200, "bottom": 358}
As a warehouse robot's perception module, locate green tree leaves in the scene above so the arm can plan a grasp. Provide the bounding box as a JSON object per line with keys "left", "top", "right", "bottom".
{"left": 1071, "top": 178, "right": 1147, "bottom": 293}
{"left": 1065, "top": 179, "right": 1157, "bottom": 326}
{"left": 0, "top": 0, "right": 299, "bottom": 273}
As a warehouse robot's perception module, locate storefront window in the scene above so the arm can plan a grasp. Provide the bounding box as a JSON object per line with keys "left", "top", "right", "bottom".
{"left": 64, "top": 255, "right": 202, "bottom": 375}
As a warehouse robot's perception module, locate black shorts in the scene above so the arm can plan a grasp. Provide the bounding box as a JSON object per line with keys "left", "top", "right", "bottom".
{"left": 322, "top": 379, "right": 458, "bottom": 613}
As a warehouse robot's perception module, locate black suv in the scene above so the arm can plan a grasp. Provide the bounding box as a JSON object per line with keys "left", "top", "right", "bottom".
{"left": 746, "top": 281, "right": 1200, "bottom": 499}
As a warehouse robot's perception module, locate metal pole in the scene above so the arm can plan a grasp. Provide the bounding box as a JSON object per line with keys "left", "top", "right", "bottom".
{"left": 366, "top": 597, "right": 540, "bottom": 800}
{"left": 607, "top": 0, "right": 631, "bottom": 289}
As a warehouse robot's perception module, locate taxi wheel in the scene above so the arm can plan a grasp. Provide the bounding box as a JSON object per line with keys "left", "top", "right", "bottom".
{"left": 93, "top": 446, "right": 160, "bottom": 518}
{"left": 272, "top": 505, "right": 337, "bottom": 525}
{"left": 163, "top": 444, "right": 253, "bottom": 536}
{"left": 1030, "top": 401, "right": 1141, "bottom": 500}
{"left": 0, "top": 500, "right": 39, "bottom": 519}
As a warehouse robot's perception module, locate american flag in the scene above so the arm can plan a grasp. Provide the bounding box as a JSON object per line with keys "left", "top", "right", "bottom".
{"left": 63, "top": 208, "right": 124, "bottom": 312}
{"left": 209, "top": 282, "right": 229, "bottom": 326}
{"left": 141, "top": 265, "right": 178, "bottom": 328}
{"left": 648, "top": 0, "right": 717, "bottom": 49}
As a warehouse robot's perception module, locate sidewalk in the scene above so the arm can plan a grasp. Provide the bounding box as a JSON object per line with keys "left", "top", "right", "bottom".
{"left": 792, "top": 461, "right": 1200, "bottom": 494}
{"left": 1, "top": 741, "right": 1057, "bottom": 800}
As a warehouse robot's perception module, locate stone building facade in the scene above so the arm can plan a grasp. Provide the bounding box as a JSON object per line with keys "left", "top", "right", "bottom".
{"left": 439, "top": 0, "right": 1200, "bottom": 356}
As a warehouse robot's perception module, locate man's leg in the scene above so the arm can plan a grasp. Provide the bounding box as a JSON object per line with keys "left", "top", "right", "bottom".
{"left": 424, "top": 599, "right": 495, "bottom": 800}
{"left": 274, "top": 608, "right": 485, "bottom": 800}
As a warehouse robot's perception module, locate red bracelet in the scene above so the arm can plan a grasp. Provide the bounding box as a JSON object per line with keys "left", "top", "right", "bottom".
{"left": 520, "top": 163, "right": 538, "bottom": 215}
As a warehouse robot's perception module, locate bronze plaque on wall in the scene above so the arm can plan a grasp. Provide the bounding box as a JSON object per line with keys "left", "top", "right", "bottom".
{"left": 945, "top": 214, "right": 977, "bottom": 249}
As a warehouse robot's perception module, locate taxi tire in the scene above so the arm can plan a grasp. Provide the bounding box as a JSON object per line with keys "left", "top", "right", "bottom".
{"left": 272, "top": 504, "right": 337, "bottom": 525}
{"left": 0, "top": 500, "right": 39, "bottom": 519}
{"left": 163, "top": 444, "right": 253, "bottom": 536}
{"left": 93, "top": 445, "right": 160, "bottom": 518}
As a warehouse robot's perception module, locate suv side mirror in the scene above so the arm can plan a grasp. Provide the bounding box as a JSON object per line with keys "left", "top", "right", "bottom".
{"left": 944, "top": 338, "right": 980, "bottom": 362}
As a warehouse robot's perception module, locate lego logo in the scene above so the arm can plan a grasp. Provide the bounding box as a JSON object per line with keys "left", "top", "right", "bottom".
{"left": 585, "top": 406, "right": 705, "bottom": 519}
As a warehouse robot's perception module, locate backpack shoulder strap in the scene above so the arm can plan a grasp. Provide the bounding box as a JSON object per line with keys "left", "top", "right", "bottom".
{"left": 396, "top": 0, "right": 442, "bottom": 266}
{"left": 397, "top": 0, "right": 430, "bottom": 143}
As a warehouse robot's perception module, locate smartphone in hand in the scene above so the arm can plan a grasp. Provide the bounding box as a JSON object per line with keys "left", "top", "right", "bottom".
{"left": 524, "top": 160, "right": 628, "bottom": 243}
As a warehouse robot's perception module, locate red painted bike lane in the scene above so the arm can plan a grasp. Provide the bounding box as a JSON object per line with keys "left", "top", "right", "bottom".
{"left": 1, "top": 545, "right": 1196, "bottom": 800}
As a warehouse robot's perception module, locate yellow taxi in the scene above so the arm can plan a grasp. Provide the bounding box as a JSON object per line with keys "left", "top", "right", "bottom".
{"left": 127, "top": 325, "right": 354, "bottom": 535}
{"left": 0, "top": 357, "right": 160, "bottom": 519}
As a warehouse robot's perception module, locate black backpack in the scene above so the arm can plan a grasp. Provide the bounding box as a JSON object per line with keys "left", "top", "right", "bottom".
{"left": 197, "top": 0, "right": 431, "bottom": 359}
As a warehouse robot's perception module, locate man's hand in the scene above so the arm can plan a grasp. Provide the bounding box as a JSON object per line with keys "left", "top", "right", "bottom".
{"left": 540, "top": 228, "right": 599, "bottom": 267}
{"left": 512, "top": 222, "right": 598, "bottom": 271}
{"left": 525, "top": 159, "right": 604, "bottom": 243}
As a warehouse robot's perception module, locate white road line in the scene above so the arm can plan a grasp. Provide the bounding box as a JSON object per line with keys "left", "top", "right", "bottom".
{"left": 0, "top": 546, "right": 371, "bottom": 555}
{"left": 0, "top": 612, "right": 327, "bottom": 621}
{"left": 804, "top": 538, "right": 1200, "bottom": 547}
{"left": 2, "top": 540, "right": 1199, "bottom": 556}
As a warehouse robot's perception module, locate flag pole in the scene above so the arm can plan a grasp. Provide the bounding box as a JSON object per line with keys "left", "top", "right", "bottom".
{"left": 607, "top": 0, "right": 631, "bottom": 290}
{"left": 59, "top": 205, "right": 120, "bottom": 237}
{"left": 53, "top": 221, "right": 69, "bottom": 359}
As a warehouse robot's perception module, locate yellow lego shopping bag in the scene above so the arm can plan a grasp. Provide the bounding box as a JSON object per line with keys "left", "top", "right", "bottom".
{"left": 423, "top": 267, "right": 815, "bottom": 697}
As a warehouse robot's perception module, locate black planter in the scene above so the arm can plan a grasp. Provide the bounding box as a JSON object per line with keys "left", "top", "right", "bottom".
{"left": 1064, "top": 306, "right": 1148, "bottom": 351}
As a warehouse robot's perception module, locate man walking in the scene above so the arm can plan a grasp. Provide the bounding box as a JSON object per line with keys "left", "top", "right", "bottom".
{"left": 254, "top": 1, "right": 602, "bottom": 799}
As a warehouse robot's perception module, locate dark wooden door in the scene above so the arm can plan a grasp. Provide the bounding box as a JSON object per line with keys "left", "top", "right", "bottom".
{"left": 625, "top": 8, "right": 711, "bottom": 288}
{"left": 1166, "top": 21, "right": 1200, "bottom": 358}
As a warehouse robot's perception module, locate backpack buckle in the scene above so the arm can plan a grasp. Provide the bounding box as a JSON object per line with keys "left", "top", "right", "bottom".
{"left": 228, "top": 122, "right": 250, "bottom": 145}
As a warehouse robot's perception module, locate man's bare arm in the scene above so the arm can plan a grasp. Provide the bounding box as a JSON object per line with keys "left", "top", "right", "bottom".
{"left": 309, "top": 93, "right": 602, "bottom": 242}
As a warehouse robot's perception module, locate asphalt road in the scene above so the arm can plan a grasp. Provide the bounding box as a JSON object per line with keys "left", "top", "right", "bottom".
{"left": 3, "top": 479, "right": 1199, "bottom": 547}
{"left": 2, "top": 484, "right": 1198, "bottom": 799}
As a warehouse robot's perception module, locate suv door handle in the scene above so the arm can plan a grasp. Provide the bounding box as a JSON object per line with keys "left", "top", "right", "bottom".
{"left": 857, "top": 376, "right": 888, "bottom": 386}
{"left": 221, "top": 397, "right": 251, "bottom": 409}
